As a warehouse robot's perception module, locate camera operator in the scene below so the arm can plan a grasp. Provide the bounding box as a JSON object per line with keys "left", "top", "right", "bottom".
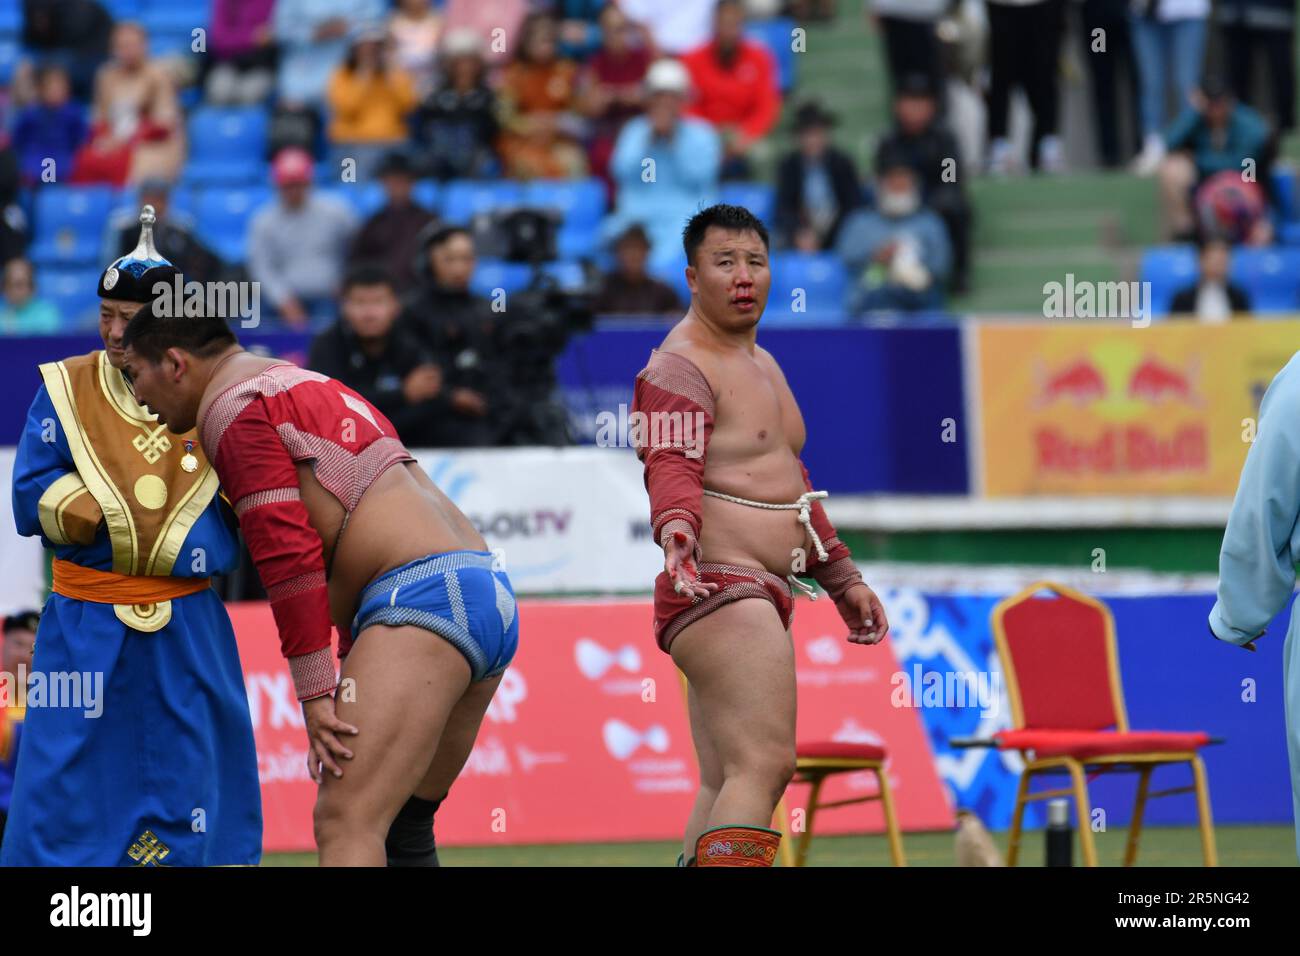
{"left": 402, "top": 225, "right": 502, "bottom": 446}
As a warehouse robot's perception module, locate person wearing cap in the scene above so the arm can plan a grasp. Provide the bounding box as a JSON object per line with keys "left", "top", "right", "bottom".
{"left": 248, "top": 147, "right": 358, "bottom": 329}
{"left": 874, "top": 73, "right": 972, "bottom": 292}
{"left": 0, "top": 610, "right": 38, "bottom": 849}
{"left": 1156, "top": 75, "right": 1273, "bottom": 241}
{"left": 349, "top": 151, "right": 440, "bottom": 295}
{"left": 592, "top": 224, "right": 684, "bottom": 317}
{"left": 679, "top": 0, "right": 781, "bottom": 180}
{"left": 107, "top": 178, "right": 224, "bottom": 287}
{"left": 602, "top": 58, "right": 721, "bottom": 270}
{"left": 0, "top": 210, "right": 261, "bottom": 866}
{"left": 773, "top": 101, "right": 862, "bottom": 252}
{"left": 834, "top": 150, "right": 952, "bottom": 314}
{"left": 410, "top": 27, "right": 500, "bottom": 181}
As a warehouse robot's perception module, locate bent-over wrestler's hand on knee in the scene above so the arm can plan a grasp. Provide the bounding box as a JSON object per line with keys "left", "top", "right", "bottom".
{"left": 303, "top": 695, "right": 359, "bottom": 783}
{"left": 837, "top": 583, "right": 889, "bottom": 646}
{"left": 664, "top": 530, "right": 719, "bottom": 601}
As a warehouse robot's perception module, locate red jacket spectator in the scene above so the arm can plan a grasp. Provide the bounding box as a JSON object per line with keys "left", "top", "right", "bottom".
{"left": 680, "top": 38, "right": 780, "bottom": 144}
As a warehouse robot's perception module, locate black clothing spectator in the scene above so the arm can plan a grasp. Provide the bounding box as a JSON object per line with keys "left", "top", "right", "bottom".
{"left": 592, "top": 224, "right": 683, "bottom": 316}
{"left": 1217, "top": 0, "right": 1296, "bottom": 133}
{"left": 774, "top": 102, "right": 861, "bottom": 252}
{"left": 349, "top": 152, "right": 438, "bottom": 294}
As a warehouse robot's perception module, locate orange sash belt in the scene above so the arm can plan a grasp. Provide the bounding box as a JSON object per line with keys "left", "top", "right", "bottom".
{"left": 51, "top": 558, "right": 211, "bottom": 605}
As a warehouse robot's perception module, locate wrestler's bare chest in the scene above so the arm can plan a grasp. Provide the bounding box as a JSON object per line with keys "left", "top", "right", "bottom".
{"left": 706, "top": 350, "right": 806, "bottom": 469}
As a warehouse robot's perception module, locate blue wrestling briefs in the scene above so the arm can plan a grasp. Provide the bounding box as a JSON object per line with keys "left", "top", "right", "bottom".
{"left": 352, "top": 551, "right": 519, "bottom": 680}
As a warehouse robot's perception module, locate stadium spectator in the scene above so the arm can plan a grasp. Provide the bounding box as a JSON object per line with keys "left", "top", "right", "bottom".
{"left": 0, "top": 259, "right": 60, "bottom": 334}
{"left": 774, "top": 101, "right": 861, "bottom": 252}
{"left": 1217, "top": 0, "right": 1295, "bottom": 134}
{"left": 555, "top": 0, "right": 609, "bottom": 61}
{"left": 267, "top": 102, "right": 323, "bottom": 160}
{"left": 680, "top": 0, "right": 781, "bottom": 180}
{"left": 1168, "top": 234, "right": 1252, "bottom": 322}
{"left": 247, "top": 147, "right": 358, "bottom": 329}
{"left": 273, "top": 0, "right": 386, "bottom": 109}
{"left": 875, "top": 73, "right": 972, "bottom": 292}
{"left": 0, "top": 610, "right": 39, "bottom": 848}
{"left": 578, "top": 4, "right": 652, "bottom": 192}
{"left": 985, "top": 0, "right": 1066, "bottom": 174}
{"left": 11, "top": 64, "right": 87, "bottom": 186}
{"left": 349, "top": 151, "right": 439, "bottom": 294}
{"left": 619, "top": 0, "right": 719, "bottom": 55}
{"left": 106, "top": 179, "right": 224, "bottom": 286}
{"left": 388, "top": 0, "right": 444, "bottom": 99}
{"left": 203, "top": 0, "right": 277, "bottom": 107}
{"left": 16, "top": 0, "right": 111, "bottom": 103}
{"left": 602, "top": 59, "right": 721, "bottom": 269}
{"left": 402, "top": 226, "right": 499, "bottom": 446}
{"left": 1130, "top": 0, "right": 1211, "bottom": 175}
{"left": 0, "top": 144, "right": 25, "bottom": 270}
{"left": 71, "top": 22, "right": 186, "bottom": 187}
{"left": 496, "top": 12, "right": 588, "bottom": 180}
{"left": 326, "top": 28, "right": 418, "bottom": 181}
{"left": 835, "top": 151, "right": 952, "bottom": 314}
{"left": 869, "top": 0, "right": 948, "bottom": 99}
{"left": 441, "top": 0, "right": 530, "bottom": 66}
{"left": 592, "top": 224, "right": 684, "bottom": 317}
{"left": 410, "top": 28, "right": 500, "bottom": 181}
{"left": 1077, "top": 0, "right": 1140, "bottom": 168}
{"left": 307, "top": 265, "right": 452, "bottom": 448}
{"left": 1157, "top": 76, "right": 1271, "bottom": 241}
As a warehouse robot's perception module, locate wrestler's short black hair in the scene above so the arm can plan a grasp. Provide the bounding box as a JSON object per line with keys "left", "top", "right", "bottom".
{"left": 342, "top": 263, "right": 396, "bottom": 294}
{"left": 121, "top": 307, "right": 237, "bottom": 364}
{"left": 682, "top": 204, "right": 769, "bottom": 266}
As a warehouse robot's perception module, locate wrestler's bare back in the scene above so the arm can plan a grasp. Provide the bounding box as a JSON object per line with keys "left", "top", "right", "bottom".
{"left": 658, "top": 318, "right": 811, "bottom": 577}
{"left": 198, "top": 353, "right": 488, "bottom": 627}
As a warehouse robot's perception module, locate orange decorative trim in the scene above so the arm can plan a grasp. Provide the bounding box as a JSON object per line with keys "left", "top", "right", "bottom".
{"left": 51, "top": 558, "right": 210, "bottom": 605}
{"left": 695, "top": 825, "right": 781, "bottom": 867}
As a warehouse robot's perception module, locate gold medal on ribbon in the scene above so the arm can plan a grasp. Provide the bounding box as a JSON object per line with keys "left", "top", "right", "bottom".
{"left": 180, "top": 439, "right": 199, "bottom": 473}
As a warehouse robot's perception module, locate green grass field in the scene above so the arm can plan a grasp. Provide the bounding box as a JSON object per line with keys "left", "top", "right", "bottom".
{"left": 263, "top": 824, "right": 1295, "bottom": 867}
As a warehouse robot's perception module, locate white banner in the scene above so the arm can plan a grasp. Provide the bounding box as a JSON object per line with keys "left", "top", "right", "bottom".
{"left": 414, "top": 446, "right": 660, "bottom": 594}
{"left": 0, "top": 448, "right": 49, "bottom": 615}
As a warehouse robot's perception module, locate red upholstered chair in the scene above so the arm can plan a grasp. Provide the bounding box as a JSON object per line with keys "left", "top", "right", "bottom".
{"left": 678, "top": 671, "right": 905, "bottom": 867}
{"left": 991, "top": 582, "right": 1217, "bottom": 867}
{"left": 785, "top": 740, "right": 906, "bottom": 867}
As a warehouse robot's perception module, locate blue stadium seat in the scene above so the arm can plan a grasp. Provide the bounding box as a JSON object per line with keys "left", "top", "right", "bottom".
{"left": 30, "top": 186, "right": 119, "bottom": 266}
{"left": 194, "top": 186, "right": 272, "bottom": 265}
{"left": 719, "top": 182, "right": 776, "bottom": 224}
{"left": 1271, "top": 168, "right": 1296, "bottom": 222}
{"left": 557, "top": 225, "right": 599, "bottom": 259}
{"left": 541, "top": 260, "right": 586, "bottom": 291}
{"left": 320, "top": 181, "right": 387, "bottom": 220}
{"left": 523, "top": 178, "right": 607, "bottom": 230}
{"left": 412, "top": 179, "right": 442, "bottom": 211}
{"left": 0, "top": 35, "right": 19, "bottom": 87}
{"left": 1138, "top": 245, "right": 1197, "bottom": 316}
{"left": 649, "top": 253, "right": 692, "bottom": 307}
{"left": 1230, "top": 247, "right": 1300, "bottom": 312}
{"left": 149, "top": 29, "right": 199, "bottom": 59}
{"left": 440, "top": 180, "right": 525, "bottom": 224}
{"left": 1280, "top": 221, "right": 1300, "bottom": 246}
{"left": 138, "top": 0, "right": 213, "bottom": 33}
{"left": 745, "top": 17, "right": 797, "bottom": 92}
{"left": 185, "top": 107, "right": 269, "bottom": 186}
{"left": 37, "top": 267, "right": 104, "bottom": 330}
{"left": 767, "top": 252, "right": 849, "bottom": 325}
{"left": 469, "top": 259, "right": 533, "bottom": 298}
{"left": 101, "top": 0, "right": 143, "bottom": 18}
{"left": 0, "top": 4, "right": 21, "bottom": 33}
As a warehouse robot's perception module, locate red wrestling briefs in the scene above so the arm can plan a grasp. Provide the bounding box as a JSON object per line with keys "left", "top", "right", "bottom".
{"left": 633, "top": 349, "right": 866, "bottom": 652}
{"left": 201, "top": 363, "right": 415, "bottom": 700}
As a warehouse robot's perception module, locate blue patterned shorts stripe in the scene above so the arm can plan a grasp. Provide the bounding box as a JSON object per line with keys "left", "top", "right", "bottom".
{"left": 352, "top": 551, "right": 519, "bottom": 680}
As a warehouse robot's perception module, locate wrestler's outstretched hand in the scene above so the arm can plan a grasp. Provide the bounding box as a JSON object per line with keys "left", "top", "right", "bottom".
{"left": 303, "top": 694, "right": 359, "bottom": 783}
{"left": 664, "top": 530, "right": 719, "bottom": 601}
{"left": 838, "top": 583, "right": 889, "bottom": 646}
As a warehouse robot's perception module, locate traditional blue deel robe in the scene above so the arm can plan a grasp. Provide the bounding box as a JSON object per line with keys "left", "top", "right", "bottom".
{"left": 1209, "top": 350, "right": 1300, "bottom": 862}
{"left": 0, "top": 351, "right": 262, "bottom": 866}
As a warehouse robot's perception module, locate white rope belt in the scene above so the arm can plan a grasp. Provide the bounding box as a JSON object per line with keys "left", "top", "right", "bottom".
{"left": 702, "top": 488, "right": 831, "bottom": 600}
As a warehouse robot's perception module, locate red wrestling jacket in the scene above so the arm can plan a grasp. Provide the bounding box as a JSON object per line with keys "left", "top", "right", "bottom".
{"left": 201, "top": 363, "right": 415, "bottom": 700}
{"left": 631, "top": 349, "right": 862, "bottom": 599}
